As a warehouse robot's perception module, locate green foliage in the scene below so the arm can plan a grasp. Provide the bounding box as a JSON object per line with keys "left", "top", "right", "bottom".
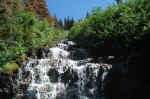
{"left": 69, "top": 0, "right": 150, "bottom": 56}
{"left": 0, "top": 41, "right": 27, "bottom": 69}
{"left": 0, "top": 2, "right": 68, "bottom": 73}
{"left": 0, "top": 61, "right": 19, "bottom": 74}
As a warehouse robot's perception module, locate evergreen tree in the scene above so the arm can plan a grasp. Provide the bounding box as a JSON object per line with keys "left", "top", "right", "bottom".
{"left": 78, "top": 19, "right": 83, "bottom": 22}
{"left": 86, "top": 12, "right": 89, "bottom": 18}
{"left": 116, "top": 0, "right": 123, "bottom": 5}
{"left": 24, "top": 0, "right": 57, "bottom": 26}
{"left": 64, "top": 16, "right": 74, "bottom": 30}
{"left": 58, "top": 19, "right": 63, "bottom": 28}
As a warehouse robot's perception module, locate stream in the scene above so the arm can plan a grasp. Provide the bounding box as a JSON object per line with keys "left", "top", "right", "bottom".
{"left": 15, "top": 40, "right": 112, "bottom": 99}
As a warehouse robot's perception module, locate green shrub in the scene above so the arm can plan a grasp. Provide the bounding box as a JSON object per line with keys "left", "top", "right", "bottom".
{"left": 69, "top": 0, "right": 150, "bottom": 56}
{"left": 0, "top": 41, "right": 27, "bottom": 69}
{"left": 0, "top": 2, "right": 68, "bottom": 73}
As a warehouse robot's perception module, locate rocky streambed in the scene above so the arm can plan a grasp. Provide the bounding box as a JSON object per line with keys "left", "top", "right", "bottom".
{"left": 1, "top": 39, "right": 148, "bottom": 99}
{"left": 0, "top": 40, "right": 112, "bottom": 99}
{"left": 1, "top": 40, "right": 111, "bottom": 99}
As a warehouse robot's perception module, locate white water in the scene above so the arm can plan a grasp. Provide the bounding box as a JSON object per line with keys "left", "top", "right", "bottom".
{"left": 17, "top": 40, "right": 111, "bottom": 99}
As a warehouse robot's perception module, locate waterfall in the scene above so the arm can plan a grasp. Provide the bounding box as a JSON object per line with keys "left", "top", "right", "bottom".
{"left": 15, "top": 40, "right": 111, "bottom": 99}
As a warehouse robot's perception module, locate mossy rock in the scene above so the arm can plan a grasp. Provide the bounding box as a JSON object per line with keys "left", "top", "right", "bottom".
{"left": 1, "top": 62, "right": 19, "bottom": 75}
{"left": 17, "top": 53, "right": 27, "bottom": 62}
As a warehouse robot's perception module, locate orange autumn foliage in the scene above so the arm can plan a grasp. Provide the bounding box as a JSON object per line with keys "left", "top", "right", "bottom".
{"left": 24, "top": 0, "right": 57, "bottom": 26}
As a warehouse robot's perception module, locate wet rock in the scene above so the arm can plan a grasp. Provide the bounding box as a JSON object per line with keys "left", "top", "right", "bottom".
{"left": 61, "top": 68, "right": 79, "bottom": 84}
{"left": 56, "top": 43, "right": 68, "bottom": 50}
{"left": 36, "top": 48, "right": 50, "bottom": 59}
{"left": 0, "top": 74, "right": 17, "bottom": 99}
{"left": 24, "top": 90, "right": 37, "bottom": 99}
{"left": 15, "top": 95, "right": 24, "bottom": 99}
{"left": 47, "top": 68, "right": 59, "bottom": 82}
{"left": 15, "top": 40, "right": 111, "bottom": 99}
{"left": 69, "top": 48, "right": 88, "bottom": 60}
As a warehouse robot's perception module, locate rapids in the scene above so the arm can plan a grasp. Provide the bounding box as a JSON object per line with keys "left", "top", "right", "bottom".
{"left": 16, "top": 40, "right": 111, "bottom": 99}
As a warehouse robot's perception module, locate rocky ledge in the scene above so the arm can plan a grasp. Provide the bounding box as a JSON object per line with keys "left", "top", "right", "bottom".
{"left": 0, "top": 73, "right": 17, "bottom": 99}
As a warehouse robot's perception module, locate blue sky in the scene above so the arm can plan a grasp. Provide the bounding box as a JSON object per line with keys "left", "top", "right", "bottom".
{"left": 46, "top": 0, "right": 122, "bottom": 21}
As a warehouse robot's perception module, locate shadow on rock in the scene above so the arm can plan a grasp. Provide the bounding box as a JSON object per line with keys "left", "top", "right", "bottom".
{"left": 104, "top": 49, "right": 150, "bottom": 99}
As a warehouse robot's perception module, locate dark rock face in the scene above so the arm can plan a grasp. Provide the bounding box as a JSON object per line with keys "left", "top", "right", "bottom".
{"left": 127, "top": 50, "right": 150, "bottom": 99}
{"left": 24, "top": 90, "right": 37, "bottom": 99}
{"left": 60, "top": 67, "right": 79, "bottom": 84}
{"left": 36, "top": 48, "right": 50, "bottom": 59}
{"left": 47, "top": 68, "right": 60, "bottom": 82}
{"left": 0, "top": 59, "right": 32, "bottom": 99}
{"left": 104, "top": 50, "right": 150, "bottom": 99}
{"left": 104, "top": 63, "right": 130, "bottom": 99}
{"left": 0, "top": 74, "right": 16, "bottom": 99}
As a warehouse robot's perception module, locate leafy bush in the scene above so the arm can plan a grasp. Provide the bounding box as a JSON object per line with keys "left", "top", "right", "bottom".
{"left": 0, "top": 41, "right": 27, "bottom": 73}
{"left": 69, "top": 0, "right": 150, "bottom": 56}
{"left": 0, "top": 1, "right": 68, "bottom": 73}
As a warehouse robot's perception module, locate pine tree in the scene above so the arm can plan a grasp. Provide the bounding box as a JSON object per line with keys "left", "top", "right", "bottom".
{"left": 25, "top": 0, "right": 50, "bottom": 19}
{"left": 64, "top": 16, "right": 74, "bottom": 30}
{"left": 78, "top": 19, "right": 83, "bottom": 22}
{"left": 86, "top": 12, "right": 89, "bottom": 18}
{"left": 64, "top": 17, "right": 67, "bottom": 29}
{"left": 116, "top": 0, "right": 123, "bottom": 5}
{"left": 58, "top": 19, "right": 63, "bottom": 28}
{"left": 24, "top": 0, "right": 57, "bottom": 26}
{"left": 54, "top": 14, "right": 57, "bottom": 22}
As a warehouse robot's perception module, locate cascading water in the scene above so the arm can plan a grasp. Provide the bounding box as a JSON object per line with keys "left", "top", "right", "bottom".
{"left": 16, "top": 40, "right": 111, "bottom": 99}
